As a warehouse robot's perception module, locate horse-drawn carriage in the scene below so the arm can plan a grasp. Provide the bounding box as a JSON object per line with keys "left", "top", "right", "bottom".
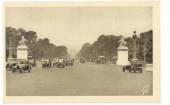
{"left": 123, "top": 59, "right": 143, "bottom": 73}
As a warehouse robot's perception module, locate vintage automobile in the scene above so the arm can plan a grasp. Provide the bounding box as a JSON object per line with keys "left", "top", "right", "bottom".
{"left": 96, "top": 56, "right": 106, "bottom": 64}
{"left": 6, "top": 60, "right": 14, "bottom": 71}
{"left": 69, "top": 58, "right": 74, "bottom": 66}
{"left": 13, "top": 60, "right": 32, "bottom": 73}
{"left": 6, "top": 60, "right": 18, "bottom": 72}
{"left": 123, "top": 59, "right": 143, "bottom": 73}
{"left": 62, "top": 58, "right": 68, "bottom": 66}
{"left": 57, "top": 58, "right": 65, "bottom": 68}
{"left": 80, "top": 58, "right": 86, "bottom": 63}
{"left": 42, "top": 59, "right": 52, "bottom": 68}
{"left": 66, "top": 58, "right": 74, "bottom": 66}
{"left": 52, "top": 58, "right": 59, "bottom": 67}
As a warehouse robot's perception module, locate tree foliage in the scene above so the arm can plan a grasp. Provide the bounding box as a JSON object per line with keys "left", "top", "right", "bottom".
{"left": 77, "top": 35, "right": 121, "bottom": 61}
{"left": 6, "top": 27, "right": 68, "bottom": 60}
{"left": 78, "top": 30, "right": 153, "bottom": 63}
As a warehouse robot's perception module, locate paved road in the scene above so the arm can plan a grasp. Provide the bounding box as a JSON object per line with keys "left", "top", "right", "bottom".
{"left": 6, "top": 62, "right": 152, "bottom": 96}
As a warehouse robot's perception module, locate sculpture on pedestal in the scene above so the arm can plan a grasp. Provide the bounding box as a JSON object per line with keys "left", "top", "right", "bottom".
{"left": 116, "top": 36, "right": 129, "bottom": 65}
{"left": 17, "top": 36, "right": 28, "bottom": 60}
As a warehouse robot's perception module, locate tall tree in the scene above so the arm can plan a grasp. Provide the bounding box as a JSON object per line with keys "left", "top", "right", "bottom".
{"left": 6, "top": 26, "right": 68, "bottom": 60}
{"left": 78, "top": 30, "right": 153, "bottom": 63}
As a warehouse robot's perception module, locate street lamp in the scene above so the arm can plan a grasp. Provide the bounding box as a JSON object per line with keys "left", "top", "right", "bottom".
{"left": 7, "top": 36, "right": 13, "bottom": 60}
{"left": 143, "top": 36, "right": 147, "bottom": 65}
{"left": 132, "top": 30, "right": 138, "bottom": 60}
{"left": 7, "top": 29, "right": 18, "bottom": 61}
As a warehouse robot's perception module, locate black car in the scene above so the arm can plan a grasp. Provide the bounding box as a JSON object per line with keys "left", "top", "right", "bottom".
{"left": 6, "top": 61, "right": 18, "bottom": 72}
{"left": 96, "top": 56, "right": 106, "bottom": 64}
{"left": 42, "top": 59, "right": 52, "bottom": 68}
{"left": 123, "top": 59, "right": 143, "bottom": 73}
{"left": 14, "top": 60, "right": 32, "bottom": 73}
{"left": 57, "top": 58, "right": 65, "bottom": 68}
{"left": 52, "top": 58, "right": 59, "bottom": 67}
{"left": 80, "top": 58, "right": 86, "bottom": 63}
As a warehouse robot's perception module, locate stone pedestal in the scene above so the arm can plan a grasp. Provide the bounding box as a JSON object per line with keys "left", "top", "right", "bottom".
{"left": 17, "top": 45, "right": 28, "bottom": 60}
{"left": 116, "top": 45, "right": 129, "bottom": 65}
{"left": 17, "top": 36, "right": 28, "bottom": 60}
{"left": 143, "top": 64, "right": 153, "bottom": 71}
{"left": 7, "top": 49, "right": 14, "bottom": 61}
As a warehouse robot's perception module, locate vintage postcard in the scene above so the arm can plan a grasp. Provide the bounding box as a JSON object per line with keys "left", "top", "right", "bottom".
{"left": 3, "top": 1, "right": 160, "bottom": 103}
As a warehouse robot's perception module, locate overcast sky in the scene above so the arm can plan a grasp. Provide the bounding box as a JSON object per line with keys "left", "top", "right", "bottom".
{"left": 6, "top": 7, "right": 152, "bottom": 52}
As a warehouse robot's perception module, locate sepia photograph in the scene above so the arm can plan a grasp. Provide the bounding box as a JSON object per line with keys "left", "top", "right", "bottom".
{"left": 3, "top": 1, "right": 160, "bottom": 103}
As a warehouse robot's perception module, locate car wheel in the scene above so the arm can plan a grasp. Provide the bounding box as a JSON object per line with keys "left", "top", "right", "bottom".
{"left": 140, "top": 69, "right": 143, "bottom": 73}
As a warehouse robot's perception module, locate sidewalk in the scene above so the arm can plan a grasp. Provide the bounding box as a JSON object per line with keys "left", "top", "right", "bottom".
{"left": 143, "top": 64, "right": 153, "bottom": 71}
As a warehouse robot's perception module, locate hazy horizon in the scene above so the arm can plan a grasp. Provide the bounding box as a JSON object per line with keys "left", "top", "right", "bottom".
{"left": 6, "top": 7, "right": 152, "bottom": 53}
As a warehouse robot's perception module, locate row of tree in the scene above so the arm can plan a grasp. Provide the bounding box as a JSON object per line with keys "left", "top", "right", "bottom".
{"left": 77, "top": 30, "right": 153, "bottom": 63}
{"left": 6, "top": 27, "right": 68, "bottom": 60}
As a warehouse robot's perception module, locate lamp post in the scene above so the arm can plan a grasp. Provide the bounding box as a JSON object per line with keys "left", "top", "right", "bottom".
{"left": 143, "top": 39, "right": 147, "bottom": 65}
{"left": 132, "top": 30, "right": 138, "bottom": 60}
{"left": 7, "top": 37, "right": 13, "bottom": 60}
{"left": 7, "top": 30, "right": 17, "bottom": 61}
